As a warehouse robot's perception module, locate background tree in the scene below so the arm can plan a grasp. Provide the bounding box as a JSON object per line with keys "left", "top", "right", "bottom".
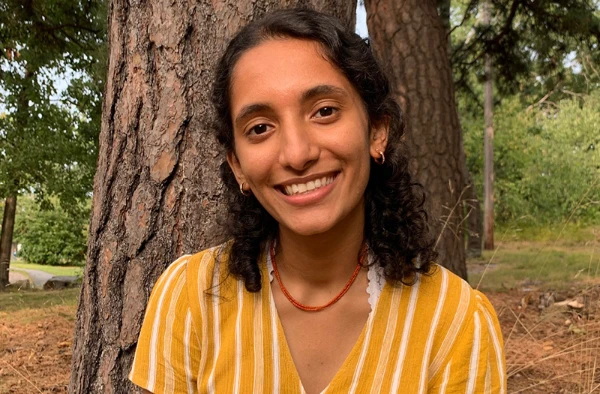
{"left": 365, "top": 0, "right": 469, "bottom": 279}
{"left": 437, "top": 0, "right": 484, "bottom": 258}
{"left": 452, "top": 0, "right": 600, "bottom": 229}
{"left": 0, "top": 0, "right": 106, "bottom": 288}
{"left": 363, "top": 0, "right": 600, "bottom": 275}
{"left": 69, "top": 1, "right": 356, "bottom": 392}
{"left": 482, "top": 1, "right": 495, "bottom": 250}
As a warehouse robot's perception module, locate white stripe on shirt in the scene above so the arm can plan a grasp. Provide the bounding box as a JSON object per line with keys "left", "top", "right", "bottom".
{"left": 466, "top": 312, "right": 482, "bottom": 394}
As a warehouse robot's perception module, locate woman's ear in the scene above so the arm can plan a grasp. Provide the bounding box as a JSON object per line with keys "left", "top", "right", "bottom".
{"left": 369, "top": 117, "right": 390, "bottom": 159}
{"left": 227, "top": 151, "right": 245, "bottom": 185}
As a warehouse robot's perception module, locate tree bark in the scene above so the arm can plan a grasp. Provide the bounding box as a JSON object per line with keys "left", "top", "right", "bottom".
{"left": 436, "top": 0, "right": 483, "bottom": 258}
{"left": 365, "top": 0, "right": 468, "bottom": 279}
{"left": 69, "top": 1, "right": 356, "bottom": 393}
{"left": 437, "top": 0, "right": 451, "bottom": 50}
{"left": 0, "top": 196, "right": 17, "bottom": 289}
{"left": 465, "top": 171, "right": 483, "bottom": 257}
{"left": 483, "top": 35, "right": 495, "bottom": 250}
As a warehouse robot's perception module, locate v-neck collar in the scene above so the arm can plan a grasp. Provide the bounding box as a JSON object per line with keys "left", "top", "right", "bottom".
{"left": 261, "top": 246, "right": 386, "bottom": 393}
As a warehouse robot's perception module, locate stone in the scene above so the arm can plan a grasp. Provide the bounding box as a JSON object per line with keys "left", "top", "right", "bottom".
{"left": 43, "top": 276, "right": 80, "bottom": 290}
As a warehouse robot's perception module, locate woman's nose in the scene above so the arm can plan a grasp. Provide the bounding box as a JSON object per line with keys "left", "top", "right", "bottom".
{"left": 278, "top": 119, "right": 320, "bottom": 171}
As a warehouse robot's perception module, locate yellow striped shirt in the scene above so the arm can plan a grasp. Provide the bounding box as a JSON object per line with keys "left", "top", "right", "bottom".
{"left": 129, "top": 244, "right": 506, "bottom": 393}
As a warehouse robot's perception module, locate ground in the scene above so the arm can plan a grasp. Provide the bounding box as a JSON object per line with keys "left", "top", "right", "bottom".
{"left": 488, "top": 288, "right": 600, "bottom": 393}
{"left": 1, "top": 238, "right": 599, "bottom": 393}
{"left": 0, "top": 288, "right": 79, "bottom": 394}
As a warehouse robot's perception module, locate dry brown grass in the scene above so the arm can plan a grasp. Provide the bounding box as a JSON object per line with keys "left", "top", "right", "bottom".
{"left": 486, "top": 286, "right": 600, "bottom": 393}
{"left": 0, "top": 303, "right": 76, "bottom": 394}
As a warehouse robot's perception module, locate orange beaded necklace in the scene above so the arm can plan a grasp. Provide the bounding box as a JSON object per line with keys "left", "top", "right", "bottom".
{"left": 269, "top": 242, "right": 368, "bottom": 312}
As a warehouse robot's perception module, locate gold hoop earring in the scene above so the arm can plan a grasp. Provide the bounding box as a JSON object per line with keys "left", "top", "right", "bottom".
{"left": 239, "top": 182, "right": 251, "bottom": 196}
{"left": 375, "top": 150, "right": 385, "bottom": 165}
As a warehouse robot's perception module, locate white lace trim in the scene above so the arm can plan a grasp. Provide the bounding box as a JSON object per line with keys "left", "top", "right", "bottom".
{"left": 366, "top": 252, "right": 385, "bottom": 309}
{"left": 265, "top": 245, "right": 385, "bottom": 310}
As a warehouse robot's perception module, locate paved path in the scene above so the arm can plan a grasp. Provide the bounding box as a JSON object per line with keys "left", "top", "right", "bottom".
{"left": 8, "top": 270, "right": 29, "bottom": 283}
{"left": 9, "top": 268, "right": 54, "bottom": 289}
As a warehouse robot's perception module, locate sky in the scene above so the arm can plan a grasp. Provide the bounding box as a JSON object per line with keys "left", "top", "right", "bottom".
{"left": 356, "top": 2, "right": 369, "bottom": 38}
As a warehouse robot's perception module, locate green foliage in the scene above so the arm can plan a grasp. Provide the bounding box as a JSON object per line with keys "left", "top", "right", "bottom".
{"left": 450, "top": 0, "right": 600, "bottom": 102}
{"left": 13, "top": 196, "right": 89, "bottom": 266}
{"left": 0, "top": 0, "right": 106, "bottom": 206}
{"left": 462, "top": 91, "right": 600, "bottom": 224}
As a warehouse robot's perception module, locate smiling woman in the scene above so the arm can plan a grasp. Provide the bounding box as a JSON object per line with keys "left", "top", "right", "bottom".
{"left": 129, "top": 8, "right": 506, "bottom": 394}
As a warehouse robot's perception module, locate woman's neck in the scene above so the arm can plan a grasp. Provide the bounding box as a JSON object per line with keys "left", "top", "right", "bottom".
{"left": 276, "top": 203, "right": 366, "bottom": 288}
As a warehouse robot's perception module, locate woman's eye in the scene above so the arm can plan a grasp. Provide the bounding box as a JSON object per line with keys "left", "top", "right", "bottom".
{"left": 314, "top": 107, "right": 337, "bottom": 118}
{"left": 248, "top": 124, "right": 272, "bottom": 135}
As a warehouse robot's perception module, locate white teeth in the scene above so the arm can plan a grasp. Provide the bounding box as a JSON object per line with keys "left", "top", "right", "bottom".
{"left": 282, "top": 175, "right": 336, "bottom": 196}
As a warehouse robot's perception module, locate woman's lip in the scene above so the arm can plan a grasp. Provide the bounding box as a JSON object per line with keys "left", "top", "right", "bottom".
{"left": 276, "top": 171, "right": 339, "bottom": 187}
{"left": 277, "top": 173, "right": 338, "bottom": 206}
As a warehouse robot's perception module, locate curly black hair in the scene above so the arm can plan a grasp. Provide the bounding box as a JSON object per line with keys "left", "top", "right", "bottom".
{"left": 211, "top": 8, "right": 437, "bottom": 292}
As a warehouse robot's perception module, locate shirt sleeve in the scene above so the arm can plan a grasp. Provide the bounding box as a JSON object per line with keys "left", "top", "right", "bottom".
{"left": 430, "top": 290, "right": 507, "bottom": 394}
{"left": 129, "top": 256, "right": 201, "bottom": 394}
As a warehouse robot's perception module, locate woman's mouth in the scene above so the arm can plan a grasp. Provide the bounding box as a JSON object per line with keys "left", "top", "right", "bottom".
{"left": 279, "top": 173, "right": 338, "bottom": 196}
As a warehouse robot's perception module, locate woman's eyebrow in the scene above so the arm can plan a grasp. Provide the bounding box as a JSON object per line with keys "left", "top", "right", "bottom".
{"left": 301, "top": 84, "right": 347, "bottom": 102}
{"left": 234, "top": 103, "right": 271, "bottom": 125}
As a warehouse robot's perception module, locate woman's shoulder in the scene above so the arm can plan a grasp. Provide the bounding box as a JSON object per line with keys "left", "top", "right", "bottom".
{"left": 415, "top": 265, "right": 506, "bottom": 388}
{"left": 417, "top": 263, "right": 492, "bottom": 315}
{"left": 410, "top": 264, "right": 503, "bottom": 378}
{"left": 167, "top": 241, "right": 233, "bottom": 286}
{"left": 148, "top": 242, "right": 233, "bottom": 297}
{"left": 410, "top": 264, "right": 500, "bottom": 348}
{"left": 147, "top": 242, "right": 237, "bottom": 317}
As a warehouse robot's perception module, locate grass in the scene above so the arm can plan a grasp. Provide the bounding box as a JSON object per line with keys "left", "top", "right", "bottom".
{"left": 469, "top": 223, "right": 600, "bottom": 291}
{"left": 496, "top": 222, "right": 599, "bottom": 245}
{"left": 0, "top": 287, "right": 80, "bottom": 313}
{"left": 10, "top": 261, "right": 84, "bottom": 277}
{"left": 469, "top": 244, "right": 600, "bottom": 291}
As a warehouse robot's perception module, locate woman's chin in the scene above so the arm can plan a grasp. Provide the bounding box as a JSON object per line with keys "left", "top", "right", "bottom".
{"left": 279, "top": 220, "right": 335, "bottom": 237}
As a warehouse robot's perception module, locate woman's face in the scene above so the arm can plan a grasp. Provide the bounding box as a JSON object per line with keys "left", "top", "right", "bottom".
{"left": 227, "top": 38, "right": 387, "bottom": 236}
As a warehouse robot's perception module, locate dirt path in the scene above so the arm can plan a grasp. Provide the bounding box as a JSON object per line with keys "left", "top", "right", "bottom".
{"left": 9, "top": 269, "right": 54, "bottom": 289}
{"left": 7, "top": 271, "right": 28, "bottom": 284}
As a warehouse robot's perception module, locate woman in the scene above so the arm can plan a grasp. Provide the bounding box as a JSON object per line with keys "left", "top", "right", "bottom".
{"left": 130, "top": 8, "right": 506, "bottom": 394}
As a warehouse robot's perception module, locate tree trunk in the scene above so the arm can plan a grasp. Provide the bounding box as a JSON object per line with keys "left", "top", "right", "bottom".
{"left": 483, "top": 3, "right": 494, "bottom": 251}
{"left": 0, "top": 71, "right": 32, "bottom": 290}
{"left": 365, "top": 0, "right": 468, "bottom": 279}
{"left": 483, "top": 61, "right": 494, "bottom": 251}
{"left": 437, "top": 0, "right": 451, "bottom": 49}
{"left": 69, "top": 1, "right": 356, "bottom": 393}
{"left": 436, "top": 0, "right": 483, "bottom": 258}
{"left": 465, "top": 171, "right": 483, "bottom": 257}
{"left": 0, "top": 196, "right": 17, "bottom": 289}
